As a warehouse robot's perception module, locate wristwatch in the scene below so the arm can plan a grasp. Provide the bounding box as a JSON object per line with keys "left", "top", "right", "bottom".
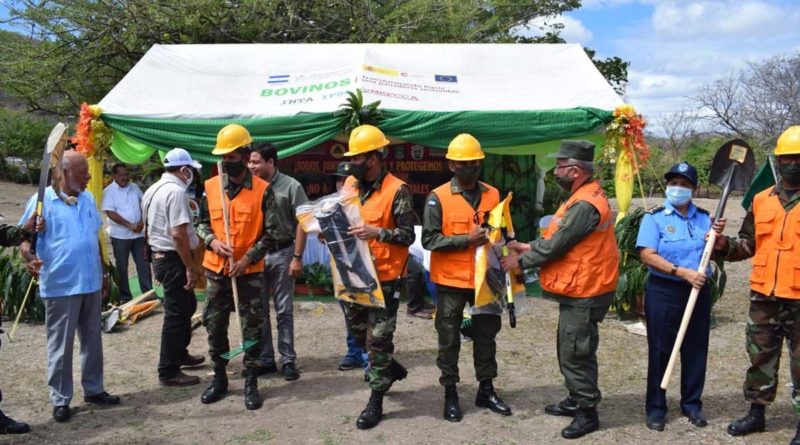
{"left": 292, "top": 254, "right": 302, "bottom": 260}
{"left": 670, "top": 264, "right": 679, "bottom": 276}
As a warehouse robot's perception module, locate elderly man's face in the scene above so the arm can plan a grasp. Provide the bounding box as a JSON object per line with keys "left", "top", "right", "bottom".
{"left": 113, "top": 166, "right": 130, "bottom": 188}
{"left": 65, "top": 154, "right": 91, "bottom": 192}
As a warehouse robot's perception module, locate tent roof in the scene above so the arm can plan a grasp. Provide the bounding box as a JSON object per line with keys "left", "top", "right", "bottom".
{"left": 99, "top": 43, "right": 622, "bottom": 119}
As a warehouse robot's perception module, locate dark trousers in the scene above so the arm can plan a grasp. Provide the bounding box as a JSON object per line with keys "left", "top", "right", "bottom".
{"left": 645, "top": 275, "right": 710, "bottom": 417}
{"left": 111, "top": 236, "right": 152, "bottom": 302}
{"left": 153, "top": 251, "right": 197, "bottom": 379}
{"left": 435, "top": 285, "right": 502, "bottom": 386}
{"left": 405, "top": 256, "right": 428, "bottom": 312}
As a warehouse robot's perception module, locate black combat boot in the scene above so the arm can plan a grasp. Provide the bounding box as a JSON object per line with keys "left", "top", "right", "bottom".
{"left": 390, "top": 358, "right": 408, "bottom": 383}
{"left": 791, "top": 421, "right": 800, "bottom": 445}
{"left": 200, "top": 367, "right": 228, "bottom": 404}
{"left": 727, "top": 403, "right": 766, "bottom": 436}
{"left": 356, "top": 390, "right": 385, "bottom": 430}
{"left": 444, "top": 384, "right": 463, "bottom": 422}
{"left": 475, "top": 380, "right": 512, "bottom": 416}
{"left": 0, "top": 409, "right": 29, "bottom": 435}
{"left": 243, "top": 371, "right": 262, "bottom": 410}
{"left": 561, "top": 407, "right": 600, "bottom": 439}
{"left": 545, "top": 396, "right": 579, "bottom": 417}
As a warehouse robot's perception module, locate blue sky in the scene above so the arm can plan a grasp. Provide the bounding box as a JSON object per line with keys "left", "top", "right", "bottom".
{"left": 522, "top": 0, "right": 800, "bottom": 131}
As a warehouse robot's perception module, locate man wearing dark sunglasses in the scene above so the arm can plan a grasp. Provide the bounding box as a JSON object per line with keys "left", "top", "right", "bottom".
{"left": 422, "top": 133, "right": 511, "bottom": 423}
{"left": 501, "top": 140, "right": 619, "bottom": 439}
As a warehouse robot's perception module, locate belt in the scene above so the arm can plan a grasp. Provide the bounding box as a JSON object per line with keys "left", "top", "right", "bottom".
{"left": 267, "top": 240, "right": 294, "bottom": 253}
{"left": 152, "top": 250, "right": 178, "bottom": 259}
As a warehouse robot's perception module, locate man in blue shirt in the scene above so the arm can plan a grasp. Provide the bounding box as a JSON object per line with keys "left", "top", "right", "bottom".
{"left": 20, "top": 150, "right": 120, "bottom": 423}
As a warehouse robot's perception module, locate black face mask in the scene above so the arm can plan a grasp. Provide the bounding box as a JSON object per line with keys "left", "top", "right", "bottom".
{"left": 454, "top": 165, "right": 481, "bottom": 185}
{"left": 348, "top": 161, "right": 368, "bottom": 180}
{"left": 222, "top": 160, "right": 246, "bottom": 177}
{"left": 554, "top": 172, "right": 575, "bottom": 191}
{"left": 780, "top": 163, "right": 800, "bottom": 186}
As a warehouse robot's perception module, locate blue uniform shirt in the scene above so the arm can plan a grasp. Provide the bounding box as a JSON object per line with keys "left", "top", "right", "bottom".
{"left": 636, "top": 200, "right": 712, "bottom": 281}
{"left": 20, "top": 187, "right": 103, "bottom": 298}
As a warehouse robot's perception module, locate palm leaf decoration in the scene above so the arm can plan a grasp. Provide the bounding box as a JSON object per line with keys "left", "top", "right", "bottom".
{"left": 335, "top": 89, "right": 383, "bottom": 134}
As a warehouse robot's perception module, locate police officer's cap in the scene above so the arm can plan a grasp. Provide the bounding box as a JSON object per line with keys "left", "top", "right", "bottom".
{"left": 547, "top": 140, "right": 595, "bottom": 162}
{"left": 332, "top": 161, "right": 350, "bottom": 177}
{"left": 664, "top": 162, "right": 698, "bottom": 186}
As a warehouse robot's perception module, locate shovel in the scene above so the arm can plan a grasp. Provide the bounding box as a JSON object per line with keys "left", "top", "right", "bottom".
{"left": 660, "top": 139, "right": 756, "bottom": 390}
{"left": 216, "top": 161, "right": 258, "bottom": 361}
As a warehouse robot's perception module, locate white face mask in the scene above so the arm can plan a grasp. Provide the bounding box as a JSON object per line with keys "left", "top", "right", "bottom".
{"left": 180, "top": 167, "right": 193, "bottom": 189}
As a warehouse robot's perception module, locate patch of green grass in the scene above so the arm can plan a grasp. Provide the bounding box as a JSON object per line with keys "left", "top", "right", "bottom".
{"left": 321, "top": 431, "right": 344, "bottom": 445}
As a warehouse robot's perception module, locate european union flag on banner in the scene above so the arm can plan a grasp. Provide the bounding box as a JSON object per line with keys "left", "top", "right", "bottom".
{"left": 434, "top": 74, "right": 458, "bottom": 83}
{"left": 268, "top": 75, "right": 290, "bottom": 84}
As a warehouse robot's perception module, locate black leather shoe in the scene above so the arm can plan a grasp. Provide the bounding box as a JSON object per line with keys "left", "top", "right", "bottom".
{"left": 0, "top": 410, "right": 30, "bottom": 434}
{"left": 180, "top": 354, "right": 206, "bottom": 368}
{"left": 728, "top": 404, "right": 765, "bottom": 436}
{"left": 256, "top": 364, "right": 278, "bottom": 376}
{"left": 545, "top": 397, "right": 578, "bottom": 417}
{"left": 683, "top": 410, "right": 708, "bottom": 427}
{"left": 475, "top": 380, "right": 512, "bottom": 416}
{"left": 356, "top": 390, "right": 385, "bottom": 430}
{"left": 200, "top": 370, "right": 228, "bottom": 404}
{"left": 646, "top": 414, "right": 666, "bottom": 431}
{"left": 282, "top": 362, "right": 300, "bottom": 381}
{"left": 444, "top": 385, "right": 463, "bottom": 422}
{"left": 390, "top": 358, "right": 408, "bottom": 383}
{"left": 244, "top": 372, "right": 262, "bottom": 411}
{"left": 53, "top": 406, "right": 71, "bottom": 423}
{"left": 561, "top": 407, "right": 600, "bottom": 439}
{"left": 84, "top": 391, "right": 121, "bottom": 405}
{"left": 160, "top": 371, "right": 201, "bottom": 387}
{"left": 338, "top": 360, "right": 360, "bottom": 371}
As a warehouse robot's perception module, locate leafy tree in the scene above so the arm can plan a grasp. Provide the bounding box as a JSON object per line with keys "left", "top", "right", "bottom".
{"left": 0, "top": 108, "right": 53, "bottom": 183}
{"left": 0, "top": 0, "right": 630, "bottom": 116}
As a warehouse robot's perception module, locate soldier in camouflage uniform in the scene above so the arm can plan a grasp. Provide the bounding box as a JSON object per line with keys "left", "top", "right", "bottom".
{"left": 339, "top": 125, "right": 415, "bottom": 430}
{"left": 716, "top": 126, "right": 800, "bottom": 444}
{"left": 0, "top": 219, "right": 37, "bottom": 435}
{"left": 197, "top": 124, "right": 270, "bottom": 410}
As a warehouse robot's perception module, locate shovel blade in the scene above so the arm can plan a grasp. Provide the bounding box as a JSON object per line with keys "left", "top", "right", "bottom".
{"left": 219, "top": 339, "right": 258, "bottom": 360}
{"left": 709, "top": 139, "right": 757, "bottom": 191}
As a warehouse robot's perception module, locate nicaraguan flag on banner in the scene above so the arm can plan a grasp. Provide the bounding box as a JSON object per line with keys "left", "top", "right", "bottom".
{"left": 268, "top": 75, "right": 290, "bottom": 84}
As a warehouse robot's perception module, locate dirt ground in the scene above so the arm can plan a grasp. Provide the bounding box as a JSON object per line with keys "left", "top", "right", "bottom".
{"left": 0, "top": 181, "right": 796, "bottom": 445}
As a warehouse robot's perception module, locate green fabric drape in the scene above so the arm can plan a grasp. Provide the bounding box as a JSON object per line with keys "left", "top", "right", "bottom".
{"left": 101, "top": 107, "right": 613, "bottom": 165}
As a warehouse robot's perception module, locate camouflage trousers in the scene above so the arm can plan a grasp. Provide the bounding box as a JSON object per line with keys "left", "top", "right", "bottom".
{"left": 203, "top": 270, "right": 264, "bottom": 369}
{"left": 744, "top": 298, "right": 800, "bottom": 414}
{"left": 344, "top": 281, "right": 400, "bottom": 392}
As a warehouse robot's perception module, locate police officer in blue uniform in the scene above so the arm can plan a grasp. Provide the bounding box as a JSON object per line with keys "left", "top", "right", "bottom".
{"left": 636, "top": 162, "right": 725, "bottom": 431}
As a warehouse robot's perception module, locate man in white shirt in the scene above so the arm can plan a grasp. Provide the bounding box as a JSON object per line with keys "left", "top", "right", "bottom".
{"left": 102, "top": 163, "right": 151, "bottom": 302}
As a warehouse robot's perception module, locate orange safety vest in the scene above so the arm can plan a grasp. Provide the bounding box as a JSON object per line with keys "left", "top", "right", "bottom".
{"left": 202, "top": 175, "right": 268, "bottom": 276}
{"left": 539, "top": 181, "right": 619, "bottom": 298}
{"left": 429, "top": 181, "right": 500, "bottom": 289}
{"left": 749, "top": 189, "right": 800, "bottom": 298}
{"left": 345, "top": 174, "right": 409, "bottom": 282}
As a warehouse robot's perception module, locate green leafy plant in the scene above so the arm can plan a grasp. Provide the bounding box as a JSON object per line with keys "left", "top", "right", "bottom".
{"left": 334, "top": 89, "right": 382, "bottom": 134}
{"left": 301, "top": 263, "right": 334, "bottom": 295}
{"left": 0, "top": 246, "right": 45, "bottom": 323}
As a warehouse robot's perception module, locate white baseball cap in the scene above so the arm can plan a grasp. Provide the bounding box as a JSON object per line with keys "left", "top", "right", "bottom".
{"left": 163, "top": 148, "right": 202, "bottom": 170}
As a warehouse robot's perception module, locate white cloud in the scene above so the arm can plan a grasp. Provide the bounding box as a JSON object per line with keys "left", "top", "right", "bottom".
{"left": 651, "top": 1, "right": 797, "bottom": 38}
{"left": 516, "top": 15, "right": 593, "bottom": 45}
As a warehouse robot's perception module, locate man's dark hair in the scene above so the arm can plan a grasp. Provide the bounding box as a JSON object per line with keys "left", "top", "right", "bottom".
{"left": 165, "top": 166, "right": 182, "bottom": 173}
{"left": 252, "top": 142, "right": 278, "bottom": 165}
{"left": 111, "top": 163, "right": 128, "bottom": 175}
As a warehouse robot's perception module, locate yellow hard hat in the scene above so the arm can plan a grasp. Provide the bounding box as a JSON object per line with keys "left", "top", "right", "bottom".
{"left": 775, "top": 126, "right": 800, "bottom": 156}
{"left": 212, "top": 124, "right": 253, "bottom": 155}
{"left": 446, "top": 134, "right": 485, "bottom": 161}
{"left": 344, "top": 124, "right": 390, "bottom": 156}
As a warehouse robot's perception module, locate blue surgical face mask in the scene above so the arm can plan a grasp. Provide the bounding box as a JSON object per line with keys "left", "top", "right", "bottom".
{"left": 665, "top": 185, "right": 693, "bottom": 206}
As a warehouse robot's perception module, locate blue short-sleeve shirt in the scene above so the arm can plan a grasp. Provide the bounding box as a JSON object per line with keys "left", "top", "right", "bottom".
{"left": 636, "top": 200, "right": 713, "bottom": 281}
{"left": 19, "top": 187, "right": 103, "bottom": 298}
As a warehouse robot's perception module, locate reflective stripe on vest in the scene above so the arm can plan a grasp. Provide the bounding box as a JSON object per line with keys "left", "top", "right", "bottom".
{"left": 750, "top": 189, "right": 800, "bottom": 298}
{"left": 539, "top": 181, "right": 619, "bottom": 298}
{"left": 345, "top": 174, "right": 409, "bottom": 282}
{"left": 202, "top": 175, "right": 268, "bottom": 275}
{"left": 429, "top": 182, "right": 500, "bottom": 289}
